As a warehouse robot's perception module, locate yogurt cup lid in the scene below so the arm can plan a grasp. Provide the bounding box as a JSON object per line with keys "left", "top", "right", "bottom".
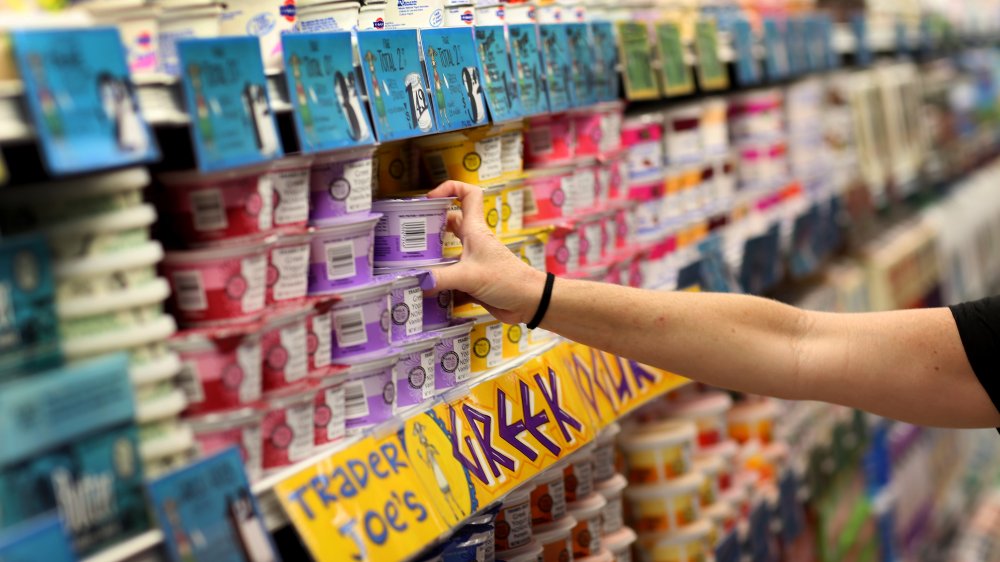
{"left": 392, "top": 333, "right": 439, "bottom": 355}
{"left": 159, "top": 163, "right": 270, "bottom": 186}
{"left": 273, "top": 232, "right": 312, "bottom": 247}
{"left": 501, "top": 484, "right": 534, "bottom": 506}
{"left": 532, "top": 516, "right": 577, "bottom": 542}
{"left": 496, "top": 540, "right": 543, "bottom": 562}
{"left": 58, "top": 277, "right": 170, "bottom": 319}
{"left": 55, "top": 241, "right": 163, "bottom": 280}
{"left": 310, "top": 211, "right": 382, "bottom": 232}
{"left": 601, "top": 527, "right": 637, "bottom": 552}
{"left": 639, "top": 519, "right": 712, "bottom": 547}
{"left": 374, "top": 259, "right": 459, "bottom": 276}
{"left": 567, "top": 492, "right": 607, "bottom": 520}
{"left": 430, "top": 319, "right": 475, "bottom": 339}
{"left": 595, "top": 473, "right": 628, "bottom": 496}
{"left": 574, "top": 548, "right": 613, "bottom": 562}
{"left": 188, "top": 406, "right": 264, "bottom": 431}
{"left": 44, "top": 203, "right": 155, "bottom": 238}
{"left": 664, "top": 391, "right": 733, "bottom": 418}
{"left": 162, "top": 240, "right": 270, "bottom": 264}
{"left": 0, "top": 167, "right": 149, "bottom": 203}
{"left": 378, "top": 271, "right": 421, "bottom": 289}
{"left": 372, "top": 197, "right": 456, "bottom": 210}
{"left": 334, "top": 277, "right": 394, "bottom": 303}
{"left": 625, "top": 472, "right": 704, "bottom": 498}
{"left": 619, "top": 419, "right": 696, "bottom": 451}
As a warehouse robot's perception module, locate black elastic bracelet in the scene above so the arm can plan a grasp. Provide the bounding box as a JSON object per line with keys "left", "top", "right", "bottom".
{"left": 526, "top": 273, "right": 555, "bottom": 330}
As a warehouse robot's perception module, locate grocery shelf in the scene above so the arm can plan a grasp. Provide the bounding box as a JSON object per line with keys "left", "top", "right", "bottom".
{"left": 79, "top": 530, "right": 164, "bottom": 562}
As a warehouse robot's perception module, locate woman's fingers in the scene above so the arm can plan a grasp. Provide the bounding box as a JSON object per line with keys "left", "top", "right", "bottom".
{"left": 428, "top": 181, "right": 487, "bottom": 233}
{"left": 426, "top": 260, "right": 472, "bottom": 296}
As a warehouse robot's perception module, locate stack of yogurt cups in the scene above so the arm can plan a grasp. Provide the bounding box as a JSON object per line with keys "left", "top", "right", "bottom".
{"left": 0, "top": 167, "right": 189, "bottom": 477}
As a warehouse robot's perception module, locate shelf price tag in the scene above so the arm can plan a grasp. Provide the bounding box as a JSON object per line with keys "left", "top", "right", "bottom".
{"left": 616, "top": 21, "right": 659, "bottom": 100}
{"left": 357, "top": 29, "right": 438, "bottom": 141}
{"left": 565, "top": 23, "right": 598, "bottom": 107}
{"left": 590, "top": 22, "right": 621, "bottom": 102}
{"left": 695, "top": 20, "right": 728, "bottom": 91}
{"left": 420, "top": 28, "right": 491, "bottom": 132}
{"left": 763, "top": 17, "right": 789, "bottom": 81}
{"left": 654, "top": 21, "right": 693, "bottom": 97}
{"left": 11, "top": 28, "right": 159, "bottom": 176}
{"left": 538, "top": 24, "right": 576, "bottom": 112}
{"left": 508, "top": 24, "right": 551, "bottom": 116}
{"left": 731, "top": 18, "right": 760, "bottom": 86}
{"left": 474, "top": 25, "right": 524, "bottom": 123}
{"left": 282, "top": 32, "right": 375, "bottom": 154}
{"left": 177, "top": 37, "right": 283, "bottom": 172}
{"left": 148, "top": 448, "right": 279, "bottom": 562}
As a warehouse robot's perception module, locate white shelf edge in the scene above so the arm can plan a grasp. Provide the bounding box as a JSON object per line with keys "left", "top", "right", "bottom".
{"left": 80, "top": 530, "right": 164, "bottom": 562}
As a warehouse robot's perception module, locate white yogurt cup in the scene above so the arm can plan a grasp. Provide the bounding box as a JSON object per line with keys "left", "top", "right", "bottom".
{"left": 295, "top": 0, "right": 360, "bottom": 31}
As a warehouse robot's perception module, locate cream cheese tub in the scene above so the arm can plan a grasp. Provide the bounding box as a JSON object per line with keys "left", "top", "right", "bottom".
{"left": 307, "top": 213, "right": 381, "bottom": 294}
{"left": 593, "top": 422, "right": 622, "bottom": 482}
{"left": 635, "top": 519, "right": 712, "bottom": 562}
{"left": 625, "top": 472, "right": 704, "bottom": 533}
{"left": 45, "top": 203, "right": 156, "bottom": 260}
{"left": 0, "top": 167, "right": 147, "bottom": 229}
{"left": 524, "top": 166, "right": 576, "bottom": 223}
{"left": 170, "top": 328, "right": 262, "bottom": 415}
{"left": 262, "top": 382, "right": 318, "bottom": 469}
{"left": 496, "top": 539, "right": 543, "bottom": 562}
{"left": 314, "top": 373, "right": 346, "bottom": 447}
{"left": 54, "top": 241, "right": 162, "bottom": 303}
{"left": 341, "top": 350, "right": 402, "bottom": 432}
{"left": 524, "top": 114, "right": 576, "bottom": 166}
{"left": 267, "top": 233, "right": 310, "bottom": 306}
{"left": 269, "top": 155, "right": 312, "bottom": 232}
{"left": 260, "top": 309, "right": 310, "bottom": 393}
{"left": 663, "top": 391, "right": 733, "bottom": 450}
{"left": 416, "top": 129, "right": 504, "bottom": 187}
{"left": 162, "top": 242, "right": 269, "bottom": 327}
{"left": 602, "top": 527, "right": 637, "bottom": 562}
{"left": 496, "top": 486, "right": 534, "bottom": 551}
{"left": 160, "top": 167, "right": 273, "bottom": 246}
{"left": 531, "top": 464, "right": 568, "bottom": 526}
{"left": 429, "top": 320, "right": 473, "bottom": 392}
{"left": 308, "top": 147, "right": 375, "bottom": 223}
{"left": 393, "top": 335, "right": 437, "bottom": 408}
{"left": 568, "top": 492, "right": 606, "bottom": 558}
{"left": 469, "top": 314, "right": 504, "bottom": 374}
{"left": 372, "top": 197, "right": 454, "bottom": 266}
{"left": 620, "top": 419, "right": 696, "bottom": 484}
{"left": 727, "top": 399, "right": 778, "bottom": 444}
{"left": 532, "top": 516, "right": 576, "bottom": 562}
{"left": 189, "top": 406, "right": 264, "bottom": 481}
{"left": 564, "top": 443, "right": 597, "bottom": 503}
{"left": 295, "top": 0, "right": 360, "bottom": 32}
{"left": 595, "top": 473, "right": 627, "bottom": 535}
{"left": 329, "top": 279, "right": 393, "bottom": 359}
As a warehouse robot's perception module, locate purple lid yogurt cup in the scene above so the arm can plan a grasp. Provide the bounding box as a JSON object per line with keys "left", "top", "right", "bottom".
{"left": 391, "top": 334, "right": 439, "bottom": 408}
{"left": 307, "top": 213, "right": 381, "bottom": 295}
{"left": 383, "top": 273, "right": 425, "bottom": 343}
{"left": 372, "top": 197, "right": 455, "bottom": 267}
{"left": 375, "top": 261, "right": 457, "bottom": 331}
{"left": 429, "top": 320, "right": 473, "bottom": 393}
{"left": 339, "top": 350, "right": 401, "bottom": 433}
{"left": 309, "top": 147, "right": 375, "bottom": 225}
{"left": 329, "top": 278, "right": 393, "bottom": 360}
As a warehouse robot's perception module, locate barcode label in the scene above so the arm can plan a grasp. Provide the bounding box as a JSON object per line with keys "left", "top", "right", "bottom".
{"left": 325, "top": 386, "right": 346, "bottom": 440}
{"left": 425, "top": 153, "right": 448, "bottom": 182}
{"left": 172, "top": 270, "right": 207, "bottom": 311}
{"left": 400, "top": 218, "right": 427, "bottom": 253}
{"left": 324, "top": 240, "right": 356, "bottom": 281}
{"left": 333, "top": 308, "right": 368, "bottom": 347}
{"left": 528, "top": 127, "right": 553, "bottom": 155}
{"left": 190, "top": 189, "right": 227, "bottom": 232}
{"left": 344, "top": 380, "right": 369, "bottom": 418}
{"left": 177, "top": 361, "right": 205, "bottom": 404}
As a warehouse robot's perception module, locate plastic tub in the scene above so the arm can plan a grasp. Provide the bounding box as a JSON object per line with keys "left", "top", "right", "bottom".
{"left": 381, "top": 272, "right": 425, "bottom": 341}
{"left": 470, "top": 315, "right": 504, "bottom": 374}
{"left": 578, "top": 215, "right": 605, "bottom": 268}
{"left": 573, "top": 110, "right": 603, "bottom": 158}
{"left": 596, "top": 473, "right": 627, "bottom": 535}
{"left": 295, "top": 1, "right": 360, "bottom": 31}
{"left": 524, "top": 166, "right": 576, "bottom": 223}
{"left": 306, "top": 308, "right": 333, "bottom": 376}
{"left": 376, "top": 263, "right": 452, "bottom": 330}
{"left": 695, "top": 440, "right": 738, "bottom": 491}
{"left": 564, "top": 443, "right": 596, "bottom": 503}
{"left": 0, "top": 167, "right": 148, "bottom": 229}
{"left": 57, "top": 278, "right": 168, "bottom": 341}
{"left": 269, "top": 155, "right": 313, "bottom": 232}
{"left": 544, "top": 223, "right": 580, "bottom": 276}
{"left": 662, "top": 104, "right": 704, "bottom": 166}
{"left": 619, "top": 419, "right": 696, "bottom": 483}
{"left": 531, "top": 465, "right": 568, "bottom": 526}
{"left": 162, "top": 242, "right": 268, "bottom": 327}
{"left": 45, "top": 203, "right": 155, "bottom": 261}
{"left": 158, "top": 4, "right": 222, "bottom": 76}
{"left": 501, "top": 183, "right": 526, "bottom": 234}
{"left": 524, "top": 115, "right": 575, "bottom": 166}
{"left": 314, "top": 373, "right": 346, "bottom": 447}
{"left": 262, "top": 383, "right": 317, "bottom": 469}
{"left": 330, "top": 279, "right": 393, "bottom": 359}
{"left": 430, "top": 321, "right": 473, "bottom": 392}
{"left": 373, "top": 141, "right": 412, "bottom": 197}
{"left": 693, "top": 455, "right": 725, "bottom": 507}
{"left": 664, "top": 391, "right": 733, "bottom": 450}
{"left": 573, "top": 161, "right": 598, "bottom": 214}
{"left": 519, "top": 229, "right": 550, "bottom": 273}
{"left": 597, "top": 101, "right": 625, "bottom": 155}
{"left": 496, "top": 486, "right": 534, "bottom": 551}
{"left": 260, "top": 309, "right": 310, "bottom": 392}
{"left": 308, "top": 147, "right": 375, "bottom": 224}
{"left": 727, "top": 399, "right": 778, "bottom": 444}
{"left": 189, "top": 407, "right": 264, "bottom": 481}
{"left": 62, "top": 314, "right": 176, "bottom": 362}
{"left": 219, "top": 0, "right": 295, "bottom": 72}
{"left": 307, "top": 213, "right": 381, "bottom": 294}
{"left": 159, "top": 167, "right": 272, "bottom": 246}
{"left": 341, "top": 351, "right": 401, "bottom": 432}
{"left": 568, "top": 493, "right": 607, "bottom": 558}
{"left": 267, "top": 233, "right": 311, "bottom": 306}
{"left": 496, "top": 540, "right": 543, "bottom": 562}
{"left": 54, "top": 241, "right": 160, "bottom": 303}
{"left": 372, "top": 198, "right": 454, "bottom": 266}
{"left": 704, "top": 501, "right": 736, "bottom": 546}
{"left": 170, "top": 329, "right": 261, "bottom": 415}
{"left": 593, "top": 422, "right": 621, "bottom": 482}
{"left": 501, "top": 322, "right": 529, "bottom": 360}
{"left": 393, "top": 335, "right": 437, "bottom": 408}
{"left": 416, "top": 129, "right": 504, "bottom": 186}
{"left": 621, "top": 114, "right": 664, "bottom": 185}
{"left": 533, "top": 516, "right": 576, "bottom": 562}
{"left": 498, "top": 122, "right": 524, "bottom": 183}
{"left": 636, "top": 519, "right": 712, "bottom": 562}
{"left": 625, "top": 472, "right": 704, "bottom": 532}
{"left": 700, "top": 98, "right": 728, "bottom": 158}
{"left": 602, "top": 527, "right": 637, "bottom": 562}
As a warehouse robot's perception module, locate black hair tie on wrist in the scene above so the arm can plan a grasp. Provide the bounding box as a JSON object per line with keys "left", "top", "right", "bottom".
{"left": 526, "top": 273, "right": 555, "bottom": 330}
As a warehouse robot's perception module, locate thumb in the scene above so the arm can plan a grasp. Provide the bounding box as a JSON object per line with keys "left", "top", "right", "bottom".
{"left": 424, "top": 261, "right": 471, "bottom": 297}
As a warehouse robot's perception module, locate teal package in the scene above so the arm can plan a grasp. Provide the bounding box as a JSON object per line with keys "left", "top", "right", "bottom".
{"left": 0, "top": 233, "right": 61, "bottom": 380}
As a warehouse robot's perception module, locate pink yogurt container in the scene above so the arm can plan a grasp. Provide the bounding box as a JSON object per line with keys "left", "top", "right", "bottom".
{"left": 572, "top": 110, "right": 603, "bottom": 158}
{"left": 314, "top": 373, "right": 346, "bottom": 447}
{"left": 269, "top": 155, "right": 313, "bottom": 232}
{"left": 330, "top": 279, "right": 393, "bottom": 360}
{"left": 306, "top": 307, "right": 333, "bottom": 376}
{"left": 393, "top": 334, "right": 438, "bottom": 408}
{"left": 308, "top": 147, "right": 375, "bottom": 225}
{"left": 597, "top": 100, "right": 625, "bottom": 155}
{"left": 342, "top": 350, "right": 401, "bottom": 433}
{"left": 524, "top": 166, "right": 576, "bottom": 224}
{"left": 372, "top": 197, "right": 455, "bottom": 267}
{"left": 171, "top": 328, "right": 262, "bottom": 415}
{"left": 524, "top": 114, "right": 576, "bottom": 166}
{"left": 622, "top": 114, "right": 665, "bottom": 185}
{"left": 600, "top": 150, "right": 628, "bottom": 202}
{"left": 162, "top": 242, "right": 270, "bottom": 327}
{"left": 572, "top": 160, "right": 598, "bottom": 214}
{"left": 262, "top": 382, "right": 318, "bottom": 469}
{"left": 307, "top": 213, "right": 381, "bottom": 295}
{"left": 267, "top": 233, "right": 311, "bottom": 307}
{"left": 546, "top": 223, "right": 580, "bottom": 275}
{"left": 159, "top": 165, "right": 273, "bottom": 247}
{"left": 577, "top": 215, "right": 605, "bottom": 268}
{"left": 189, "top": 407, "right": 265, "bottom": 482}
{"left": 261, "top": 309, "right": 311, "bottom": 393}
{"left": 429, "top": 320, "right": 473, "bottom": 393}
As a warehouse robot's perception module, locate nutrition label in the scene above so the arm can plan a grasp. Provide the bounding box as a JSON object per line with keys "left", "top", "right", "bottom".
{"left": 342, "top": 159, "right": 374, "bottom": 213}
{"left": 279, "top": 321, "right": 308, "bottom": 383}
{"left": 325, "top": 386, "right": 346, "bottom": 441}
{"left": 404, "top": 287, "right": 424, "bottom": 336}
{"left": 311, "top": 313, "right": 332, "bottom": 369}
{"left": 271, "top": 244, "right": 310, "bottom": 301}
{"left": 240, "top": 254, "right": 267, "bottom": 313}
{"left": 272, "top": 168, "right": 310, "bottom": 226}
{"left": 420, "top": 350, "right": 435, "bottom": 399}
{"left": 285, "top": 402, "right": 315, "bottom": 463}
{"left": 237, "top": 341, "right": 263, "bottom": 404}
{"left": 454, "top": 334, "right": 472, "bottom": 382}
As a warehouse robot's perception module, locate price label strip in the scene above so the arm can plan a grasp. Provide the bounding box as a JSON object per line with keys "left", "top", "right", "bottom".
{"left": 655, "top": 21, "right": 695, "bottom": 97}
{"left": 11, "top": 28, "right": 159, "bottom": 176}
{"left": 763, "top": 17, "right": 789, "bottom": 81}
{"left": 357, "top": 29, "right": 438, "bottom": 141}
{"left": 731, "top": 18, "right": 761, "bottom": 86}
{"left": 590, "top": 22, "right": 621, "bottom": 102}
{"left": 616, "top": 21, "right": 659, "bottom": 100}
{"left": 565, "top": 23, "right": 598, "bottom": 107}
{"left": 474, "top": 25, "right": 524, "bottom": 123}
{"left": 694, "top": 20, "right": 728, "bottom": 91}
{"left": 538, "top": 23, "right": 576, "bottom": 112}
{"left": 282, "top": 32, "right": 375, "bottom": 153}
{"left": 420, "top": 27, "right": 490, "bottom": 132}
{"left": 507, "top": 23, "right": 551, "bottom": 116}
{"left": 177, "top": 37, "right": 283, "bottom": 172}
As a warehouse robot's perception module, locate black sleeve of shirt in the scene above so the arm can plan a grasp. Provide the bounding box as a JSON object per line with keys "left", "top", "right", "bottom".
{"left": 949, "top": 295, "right": 1000, "bottom": 423}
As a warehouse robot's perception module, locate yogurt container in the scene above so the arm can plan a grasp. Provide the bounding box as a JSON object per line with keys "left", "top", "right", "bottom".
{"left": 501, "top": 322, "right": 529, "bottom": 360}
{"left": 519, "top": 228, "right": 550, "bottom": 273}
{"left": 481, "top": 185, "right": 505, "bottom": 234}
{"left": 269, "top": 155, "right": 312, "bottom": 232}
{"left": 524, "top": 115, "right": 576, "bottom": 166}
{"left": 568, "top": 493, "right": 606, "bottom": 558}
{"left": 383, "top": 0, "right": 444, "bottom": 29}
{"left": 308, "top": 147, "right": 375, "bottom": 224}
{"left": 295, "top": 1, "right": 360, "bottom": 32}
{"left": 524, "top": 166, "right": 576, "bottom": 224}
{"left": 260, "top": 309, "right": 310, "bottom": 392}
{"left": 662, "top": 104, "right": 704, "bottom": 166}
{"left": 625, "top": 472, "right": 704, "bottom": 533}
{"left": 563, "top": 443, "right": 596, "bottom": 503}
{"left": 55, "top": 241, "right": 161, "bottom": 304}
{"left": 620, "top": 419, "right": 696, "bottom": 484}
{"left": 219, "top": 0, "right": 296, "bottom": 72}
{"left": 62, "top": 313, "right": 176, "bottom": 363}
{"left": 329, "top": 279, "right": 393, "bottom": 359}
{"left": 393, "top": 335, "right": 437, "bottom": 408}
{"left": 544, "top": 223, "right": 580, "bottom": 275}
{"left": 45, "top": 204, "right": 156, "bottom": 261}
{"left": 341, "top": 351, "right": 401, "bottom": 432}
{"left": 314, "top": 373, "right": 346, "bottom": 447}
{"left": 262, "top": 383, "right": 317, "bottom": 469}
{"left": 430, "top": 320, "right": 473, "bottom": 393}
{"left": 372, "top": 198, "right": 454, "bottom": 266}
{"left": 701, "top": 98, "right": 728, "bottom": 158}
{"left": 189, "top": 407, "right": 264, "bottom": 481}
{"left": 573, "top": 161, "right": 598, "bottom": 214}
{"left": 373, "top": 141, "right": 413, "bottom": 197}
{"left": 578, "top": 215, "right": 605, "bottom": 268}
{"left": 267, "top": 233, "right": 311, "bottom": 306}
{"left": 416, "top": 129, "right": 504, "bottom": 187}
{"left": 593, "top": 422, "right": 621, "bottom": 482}
{"left": 532, "top": 516, "right": 576, "bottom": 562}
{"left": 306, "top": 307, "right": 333, "bottom": 375}
{"left": 498, "top": 122, "right": 524, "bottom": 183}
{"left": 171, "top": 329, "right": 262, "bottom": 415}
{"left": 577, "top": 548, "right": 613, "bottom": 562}
{"left": 692, "top": 455, "right": 726, "bottom": 507}
{"left": 531, "top": 465, "right": 568, "bottom": 526}
{"left": 635, "top": 519, "right": 712, "bottom": 562}
{"left": 597, "top": 101, "right": 625, "bottom": 155}
{"left": 695, "top": 440, "right": 737, "bottom": 491}
{"left": 158, "top": 4, "right": 222, "bottom": 76}
{"left": 357, "top": 3, "right": 386, "bottom": 29}
{"left": 595, "top": 474, "right": 627, "bottom": 535}
{"left": 602, "top": 527, "right": 637, "bottom": 562}
{"left": 663, "top": 391, "right": 733, "bottom": 449}
{"left": 469, "top": 315, "right": 504, "bottom": 374}
{"left": 162, "top": 242, "right": 269, "bottom": 327}
{"left": 621, "top": 114, "right": 664, "bottom": 185}
{"left": 496, "top": 486, "right": 534, "bottom": 551}
{"left": 501, "top": 183, "right": 526, "bottom": 234}
{"left": 57, "top": 277, "right": 168, "bottom": 342}
{"left": 382, "top": 272, "right": 425, "bottom": 341}
{"left": 376, "top": 263, "right": 452, "bottom": 330}
{"left": 443, "top": 5, "right": 476, "bottom": 26}
{"left": 573, "top": 110, "right": 604, "bottom": 159}
{"left": 307, "top": 213, "right": 381, "bottom": 294}
{"left": 496, "top": 540, "right": 543, "bottom": 562}
{"left": 727, "top": 399, "right": 778, "bottom": 444}
{"left": 159, "top": 167, "right": 273, "bottom": 246}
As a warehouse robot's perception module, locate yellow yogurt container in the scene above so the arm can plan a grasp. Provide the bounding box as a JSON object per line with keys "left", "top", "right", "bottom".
{"left": 636, "top": 519, "right": 713, "bottom": 562}
{"left": 625, "top": 472, "right": 704, "bottom": 533}
{"left": 415, "top": 127, "right": 505, "bottom": 187}
{"left": 619, "top": 419, "right": 696, "bottom": 484}
{"left": 469, "top": 314, "right": 504, "bottom": 373}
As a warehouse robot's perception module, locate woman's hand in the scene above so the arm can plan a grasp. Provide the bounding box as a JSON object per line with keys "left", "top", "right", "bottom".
{"left": 425, "top": 181, "right": 547, "bottom": 325}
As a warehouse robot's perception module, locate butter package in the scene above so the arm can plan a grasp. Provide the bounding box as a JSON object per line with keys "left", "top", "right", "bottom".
{"left": 0, "top": 234, "right": 61, "bottom": 380}
{"left": 0, "top": 353, "right": 148, "bottom": 556}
